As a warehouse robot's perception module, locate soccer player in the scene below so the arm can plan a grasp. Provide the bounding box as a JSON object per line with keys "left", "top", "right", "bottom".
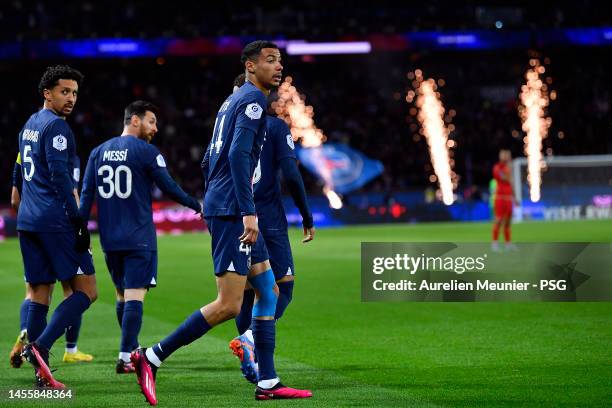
{"left": 9, "top": 154, "right": 94, "bottom": 368}
{"left": 18, "top": 65, "right": 97, "bottom": 389}
{"left": 488, "top": 177, "right": 497, "bottom": 220}
{"left": 491, "top": 149, "right": 517, "bottom": 251}
{"left": 79, "top": 100, "right": 202, "bottom": 374}
{"left": 228, "top": 73, "right": 315, "bottom": 383}
{"left": 131, "top": 41, "right": 312, "bottom": 405}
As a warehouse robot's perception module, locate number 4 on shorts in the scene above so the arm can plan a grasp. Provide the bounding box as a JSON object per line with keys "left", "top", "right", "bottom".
{"left": 239, "top": 243, "right": 251, "bottom": 255}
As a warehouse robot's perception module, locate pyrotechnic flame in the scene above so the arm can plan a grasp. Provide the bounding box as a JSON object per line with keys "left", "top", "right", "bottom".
{"left": 272, "top": 76, "right": 341, "bottom": 208}
{"left": 518, "top": 58, "right": 552, "bottom": 202}
{"left": 324, "top": 186, "right": 343, "bottom": 209}
{"left": 408, "top": 70, "right": 457, "bottom": 205}
{"left": 273, "top": 76, "right": 326, "bottom": 148}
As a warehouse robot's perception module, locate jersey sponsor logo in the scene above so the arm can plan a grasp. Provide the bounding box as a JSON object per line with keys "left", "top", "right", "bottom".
{"left": 22, "top": 129, "right": 39, "bottom": 142}
{"left": 53, "top": 135, "right": 67, "bottom": 151}
{"left": 286, "top": 134, "right": 295, "bottom": 150}
{"left": 245, "top": 102, "right": 263, "bottom": 120}
{"left": 102, "top": 149, "right": 129, "bottom": 161}
{"left": 156, "top": 154, "right": 167, "bottom": 168}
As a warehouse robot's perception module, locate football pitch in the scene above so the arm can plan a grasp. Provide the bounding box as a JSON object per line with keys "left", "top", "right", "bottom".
{"left": 0, "top": 220, "right": 611, "bottom": 407}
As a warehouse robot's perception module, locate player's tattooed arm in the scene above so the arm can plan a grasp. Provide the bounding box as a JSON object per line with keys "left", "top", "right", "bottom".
{"left": 11, "top": 157, "right": 22, "bottom": 211}
{"left": 11, "top": 187, "right": 20, "bottom": 212}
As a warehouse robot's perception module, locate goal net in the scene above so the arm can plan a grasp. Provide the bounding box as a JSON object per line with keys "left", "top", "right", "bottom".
{"left": 512, "top": 155, "right": 612, "bottom": 221}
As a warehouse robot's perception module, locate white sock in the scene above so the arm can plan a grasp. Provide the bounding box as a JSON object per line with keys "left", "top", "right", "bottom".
{"left": 65, "top": 346, "right": 77, "bottom": 354}
{"left": 119, "top": 352, "right": 131, "bottom": 363}
{"left": 146, "top": 347, "right": 162, "bottom": 367}
{"left": 244, "top": 329, "right": 254, "bottom": 343}
{"left": 258, "top": 377, "right": 280, "bottom": 389}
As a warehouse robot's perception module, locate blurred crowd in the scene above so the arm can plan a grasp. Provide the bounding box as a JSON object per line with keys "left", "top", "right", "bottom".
{"left": 1, "top": 3, "right": 610, "bottom": 202}
{"left": 0, "top": 1, "right": 607, "bottom": 41}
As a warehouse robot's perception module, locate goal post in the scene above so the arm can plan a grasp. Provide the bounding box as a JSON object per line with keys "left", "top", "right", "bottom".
{"left": 512, "top": 155, "right": 612, "bottom": 222}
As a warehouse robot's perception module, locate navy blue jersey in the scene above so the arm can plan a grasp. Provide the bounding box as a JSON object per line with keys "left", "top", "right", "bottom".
{"left": 17, "top": 109, "right": 79, "bottom": 232}
{"left": 80, "top": 135, "right": 171, "bottom": 252}
{"left": 72, "top": 155, "right": 81, "bottom": 189}
{"left": 14, "top": 152, "right": 80, "bottom": 192}
{"left": 254, "top": 117, "right": 297, "bottom": 233}
{"left": 202, "top": 81, "right": 267, "bottom": 217}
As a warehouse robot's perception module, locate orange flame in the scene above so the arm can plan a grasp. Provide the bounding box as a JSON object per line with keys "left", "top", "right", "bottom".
{"left": 518, "top": 58, "right": 552, "bottom": 202}
{"left": 324, "top": 186, "right": 343, "bottom": 209}
{"left": 272, "top": 76, "right": 342, "bottom": 208}
{"left": 273, "top": 76, "right": 327, "bottom": 148}
{"left": 409, "top": 70, "right": 457, "bottom": 205}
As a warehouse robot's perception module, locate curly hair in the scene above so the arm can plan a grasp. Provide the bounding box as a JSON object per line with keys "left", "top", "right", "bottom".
{"left": 38, "top": 65, "right": 84, "bottom": 97}
{"left": 233, "top": 73, "right": 246, "bottom": 88}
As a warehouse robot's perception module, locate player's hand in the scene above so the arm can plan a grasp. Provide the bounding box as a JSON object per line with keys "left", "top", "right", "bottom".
{"left": 71, "top": 217, "right": 91, "bottom": 253}
{"left": 240, "top": 215, "right": 258, "bottom": 245}
{"left": 189, "top": 198, "right": 204, "bottom": 220}
{"left": 302, "top": 226, "right": 315, "bottom": 243}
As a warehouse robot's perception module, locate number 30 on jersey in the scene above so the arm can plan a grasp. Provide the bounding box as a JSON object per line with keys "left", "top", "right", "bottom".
{"left": 98, "top": 165, "right": 132, "bottom": 199}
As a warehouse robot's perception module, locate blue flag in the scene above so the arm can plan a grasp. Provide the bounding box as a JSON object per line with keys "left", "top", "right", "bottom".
{"left": 296, "top": 143, "right": 383, "bottom": 194}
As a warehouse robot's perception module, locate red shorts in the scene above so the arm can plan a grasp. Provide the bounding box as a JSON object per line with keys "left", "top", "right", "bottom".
{"left": 494, "top": 199, "right": 513, "bottom": 219}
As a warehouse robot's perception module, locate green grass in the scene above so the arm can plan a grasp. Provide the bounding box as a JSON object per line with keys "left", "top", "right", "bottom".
{"left": 0, "top": 219, "right": 611, "bottom": 407}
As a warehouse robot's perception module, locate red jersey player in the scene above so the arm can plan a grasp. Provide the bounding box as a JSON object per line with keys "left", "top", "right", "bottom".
{"left": 492, "top": 149, "right": 517, "bottom": 250}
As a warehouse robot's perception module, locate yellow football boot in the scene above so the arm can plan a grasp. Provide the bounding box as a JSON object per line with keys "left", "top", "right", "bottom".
{"left": 62, "top": 350, "right": 94, "bottom": 363}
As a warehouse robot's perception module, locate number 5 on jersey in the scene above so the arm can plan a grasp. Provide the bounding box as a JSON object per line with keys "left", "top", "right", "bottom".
{"left": 22, "top": 145, "right": 35, "bottom": 181}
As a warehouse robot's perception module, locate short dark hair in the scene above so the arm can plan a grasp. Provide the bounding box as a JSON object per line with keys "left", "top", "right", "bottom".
{"left": 233, "top": 73, "right": 246, "bottom": 88}
{"left": 240, "top": 40, "right": 279, "bottom": 65}
{"left": 38, "top": 65, "right": 84, "bottom": 97}
{"left": 124, "top": 100, "right": 159, "bottom": 125}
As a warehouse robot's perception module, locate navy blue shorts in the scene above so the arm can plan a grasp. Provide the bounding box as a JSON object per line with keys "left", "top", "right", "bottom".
{"left": 261, "top": 231, "right": 295, "bottom": 281}
{"left": 104, "top": 250, "right": 158, "bottom": 291}
{"left": 206, "top": 216, "right": 269, "bottom": 276}
{"left": 18, "top": 230, "right": 95, "bottom": 284}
